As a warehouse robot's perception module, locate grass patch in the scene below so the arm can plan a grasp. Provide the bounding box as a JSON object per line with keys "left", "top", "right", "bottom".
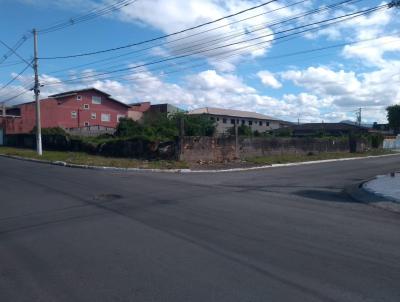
{"left": 245, "top": 149, "right": 396, "bottom": 165}
{"left": 0, "top": 146, "right": 188, "bottom": 170}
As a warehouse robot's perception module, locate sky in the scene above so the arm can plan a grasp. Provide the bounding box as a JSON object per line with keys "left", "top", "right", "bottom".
{"left": 0, "top": 0, "right": 399, "bottom": 123}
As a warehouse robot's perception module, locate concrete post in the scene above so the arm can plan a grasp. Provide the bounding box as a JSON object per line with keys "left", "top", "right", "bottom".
{"left": 235, "top": 119, "right": 239, "bottom": 159}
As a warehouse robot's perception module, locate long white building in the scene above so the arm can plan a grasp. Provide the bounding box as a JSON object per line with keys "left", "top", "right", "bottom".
{"left": 188, "top": 107, "right": 288, "bottom": 134}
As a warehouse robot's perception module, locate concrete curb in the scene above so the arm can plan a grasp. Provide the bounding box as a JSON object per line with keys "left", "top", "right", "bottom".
{"left": 345, "top": 181, "right": 400, "bottom": 214}
{"left": 0, "top": 152, "right": 399, "bottom": 174}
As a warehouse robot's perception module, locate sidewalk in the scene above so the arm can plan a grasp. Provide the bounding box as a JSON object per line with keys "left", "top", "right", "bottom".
{"left": 363, "top": 172, "right": 400, "bottom": 203}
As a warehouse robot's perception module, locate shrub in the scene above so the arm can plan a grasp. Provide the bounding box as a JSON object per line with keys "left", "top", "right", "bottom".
{"left": 115, "top": 118, "right": 144, "bottom": 138}
{"left": 227, "top": 124, "right": 253, "bottom": 137}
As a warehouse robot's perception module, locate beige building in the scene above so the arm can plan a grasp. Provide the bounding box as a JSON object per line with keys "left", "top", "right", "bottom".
{"left": 188, "top": 107, "right": 285, "bottom": 135}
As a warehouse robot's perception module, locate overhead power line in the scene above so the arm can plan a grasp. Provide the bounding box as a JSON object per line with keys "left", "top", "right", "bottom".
{"left": 40, "top": 37, "right": 400, "bottom": 97}
{"left": 43, "top": 4, "right": 387, "bottom": 85}
{"left": 0, "top": 38, "right": 32, "bottom": 66}
{"left": 0, "top": 0, "right": 139, "bottom": 66}
{"left": 38, "top": 0, "right": 282, "bottom": 59}
{"left": 47, "top": 0, "right": 359, "bottom": 76}
{"left": 38, "top": 0, "right": 139, "bottom": 34}
{"left": 0, "top": 61, "right": 33, "bottom": 92}
{"left": 0, "top": 34, "right": 30, "bottom": 65}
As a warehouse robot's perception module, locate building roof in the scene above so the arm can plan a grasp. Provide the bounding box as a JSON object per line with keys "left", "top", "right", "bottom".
{"left": 48, "top": 88, "right": 131, "bottom": 108}
{"left": 49, "top": 88, "right": 111, "bottom": 98}
{"left": 291, "top": 122, "right": 368, "bottom": 131}
{"left": 188, "top": 107, "right": 279, "bottom": 121}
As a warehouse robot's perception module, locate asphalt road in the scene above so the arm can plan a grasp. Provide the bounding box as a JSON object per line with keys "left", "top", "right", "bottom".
{"left": 1, "top": 155, "right": 400, "bottom": 302}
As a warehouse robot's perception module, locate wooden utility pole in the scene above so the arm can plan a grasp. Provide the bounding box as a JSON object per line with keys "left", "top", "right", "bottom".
{"left": 33, "top": 29, "right": 42, "bottom": 155}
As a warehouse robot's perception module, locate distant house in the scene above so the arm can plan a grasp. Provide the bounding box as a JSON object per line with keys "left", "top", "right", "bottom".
{"left": 371, "top": 123, "right": 394, "bottom": 135}
{"left": 147, "top": 103, "right": 181, "bottom": 117}
{"left": 128, "top": 102, "right": 151, "bottom": 121}
{"left": 128, "top": 102, "right": 181, "bottom": 122}
{"left": 289, "top": 123, "right": 369, "bottom": 137}
{"left": 188, "top": 107, "right": 286, "bottom": 134}
{"left": 2, "top": 88, "right": 131, "bottom": 134}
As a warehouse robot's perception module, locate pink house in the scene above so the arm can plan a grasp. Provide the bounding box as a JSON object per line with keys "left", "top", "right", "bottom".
{"left": 3, "top": 88, "right": 132, "bottom": 134}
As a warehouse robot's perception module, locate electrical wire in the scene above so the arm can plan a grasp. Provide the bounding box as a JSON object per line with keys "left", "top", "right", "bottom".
{"left": 46, "top": 0, "right": 360, "bottom": 76}
{"left": 0, "top": 61, "right": 33, "bottom": 92}
{"left": 38, "top": 0, "right": 139, "bottom": 34}
{"left": 38, "top": 0, "right": 283, "bottom": 59}
{"left": 43, "top": 4, "right": 387, "bottom": 85}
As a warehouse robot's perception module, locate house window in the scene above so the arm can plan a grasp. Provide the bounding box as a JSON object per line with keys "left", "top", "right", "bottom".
{"left": 83, "top": 104, "right": 90, "bottom": 110}
{"left": 222, "top": 118, "right": 227, "bottom": 124}
{"left": 117, "top": 114, "right": 125, "bottom": 121}
{"left": 266, "top": 121, "right": 270, "bottom": 126}
{"left": 91, "top": 112, "right": 97, "bottom": 119}
{"left": 259, "top": 121, "right": 263, "bottom": 126}
{"left": 84, "top": 122, "right": 90, "bottom": 127}
{"left": 216, "top": 117, "right": 220, "bottom": 122}
{"left": 230, "top": 119, "right": 235, "bottom": 124}
{"left": 248, "top": 120, "right": 253, "bottom": 126}
{"left": 101, "top": 113, "right": 111, "bottom": 122}
{"left": 76, "top": 95, "right": 82, "bottom": 101}
{"left": 92, "top": 96, "right": 102, "bottom": 105}
{"left": 241, "top": 119, "right": 245, "bottom": 125}
{"left": 71, "top": 111, "right": 77, "bottom": 119}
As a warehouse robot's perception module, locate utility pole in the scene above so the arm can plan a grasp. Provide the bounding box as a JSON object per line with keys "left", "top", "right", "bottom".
{"left": 356, "top": 108, "right": 362, "bottom": 126}
{"left": 33, "top": 29, "right": 42, "bottom": 155}
{"left": 234, "top": 119, "right": 239, "bottom": 159}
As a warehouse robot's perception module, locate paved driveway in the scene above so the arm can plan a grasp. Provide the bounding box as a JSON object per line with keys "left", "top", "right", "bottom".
{"left": 1, "top": 155, "right": 400, "bottom": 302}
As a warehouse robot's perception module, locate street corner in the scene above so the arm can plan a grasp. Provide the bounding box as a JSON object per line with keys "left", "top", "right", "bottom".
{"left": 363, "top": 172, "right": 400, "bottom": 203}
{"left": 346, "top": 173, "right": 400, "bottom": 214}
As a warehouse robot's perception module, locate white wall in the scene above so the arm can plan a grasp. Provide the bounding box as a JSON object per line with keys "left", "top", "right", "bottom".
{"left": 383, "top": 135, "right": 400, "bottom": 149}
{"left": 207, "top": 115, "right": 281, "bottom": 134}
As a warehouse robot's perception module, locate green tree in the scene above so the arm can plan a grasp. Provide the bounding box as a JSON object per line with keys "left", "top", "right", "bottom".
{"left": 115, "top": 118, "right": 144, "bottom": 137}
{"left": 386, "top": 105, "right": 400, "bottom": 134}
{"left": 171, "top": 113, "right": 216, "bottom": 136}
{"left": 227, "top": 124, "right": 252, "bottom": 136}
{"left": 184, "top": 115, "right": 216, "bottom": 136}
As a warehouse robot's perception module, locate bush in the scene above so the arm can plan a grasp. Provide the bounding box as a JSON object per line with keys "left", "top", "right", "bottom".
{"left": 31, "top": 127, "right": 69, "bottom": 136}
{"left": 115, "top": 118, "right": 144, "bottom": 138}
{"left": 368, "top": 133, "right": 384, "bottom": 148}
{"left": 227, "top": 124, "right": 253, "bottom": 137}
{"left": 273, "top": 128, "right": 293, "bottom": 137}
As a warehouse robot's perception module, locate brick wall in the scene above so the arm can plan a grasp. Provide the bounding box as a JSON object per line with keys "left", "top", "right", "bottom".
{"left": 179, "top": 136, "right": 368, "bottom": 162}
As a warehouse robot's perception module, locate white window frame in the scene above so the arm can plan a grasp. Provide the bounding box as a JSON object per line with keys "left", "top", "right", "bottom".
{"left": 76, "top": 95, "right": 82, "bottom": 101}
{"left": 92, "top": 96, "right": 102, "bottom": 105}
{"left": 83, "top": 104, "right": 90, "bottom": 110}
{"left": 91, "top": 112, "right": 97, "bottom": 120}
{"left": 101, "top": 113, "right": 111, "bottom": 122}
{"left": 71, "top": 111, "right": 77, "bottom": 119}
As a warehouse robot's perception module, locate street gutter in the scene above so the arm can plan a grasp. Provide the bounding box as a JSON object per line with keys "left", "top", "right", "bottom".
{"left": 0, "top": 152, "right": 399, "bottom": 173}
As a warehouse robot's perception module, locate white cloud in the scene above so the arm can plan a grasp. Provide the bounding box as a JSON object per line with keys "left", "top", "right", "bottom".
{"left": 281, "top": 63, "right": 400, "bottom": 122}
{"left": 342, "top": 35, "right": 400, "bottom": 66}
{"left": 257, "top": 70, "right": 282, "bottom": 88}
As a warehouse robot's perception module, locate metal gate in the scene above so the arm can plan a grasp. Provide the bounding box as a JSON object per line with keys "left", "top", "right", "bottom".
{"left": 0, "top": 128, "right": 3, "bottom": 145}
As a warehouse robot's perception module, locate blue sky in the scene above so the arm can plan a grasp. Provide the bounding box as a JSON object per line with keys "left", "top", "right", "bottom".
{"left": 0, "top": 0, "right": 399, "bottom": 123}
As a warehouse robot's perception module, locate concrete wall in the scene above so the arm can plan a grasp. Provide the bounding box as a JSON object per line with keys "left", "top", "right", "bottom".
{"left": 383, "top": 135, "right": 400, "bottom": 149}
{"left": 65, "top": 125, "right": 116, "bottom": 137}
{"left": 179, "top": 136, "right": 367, "bottom": 162}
